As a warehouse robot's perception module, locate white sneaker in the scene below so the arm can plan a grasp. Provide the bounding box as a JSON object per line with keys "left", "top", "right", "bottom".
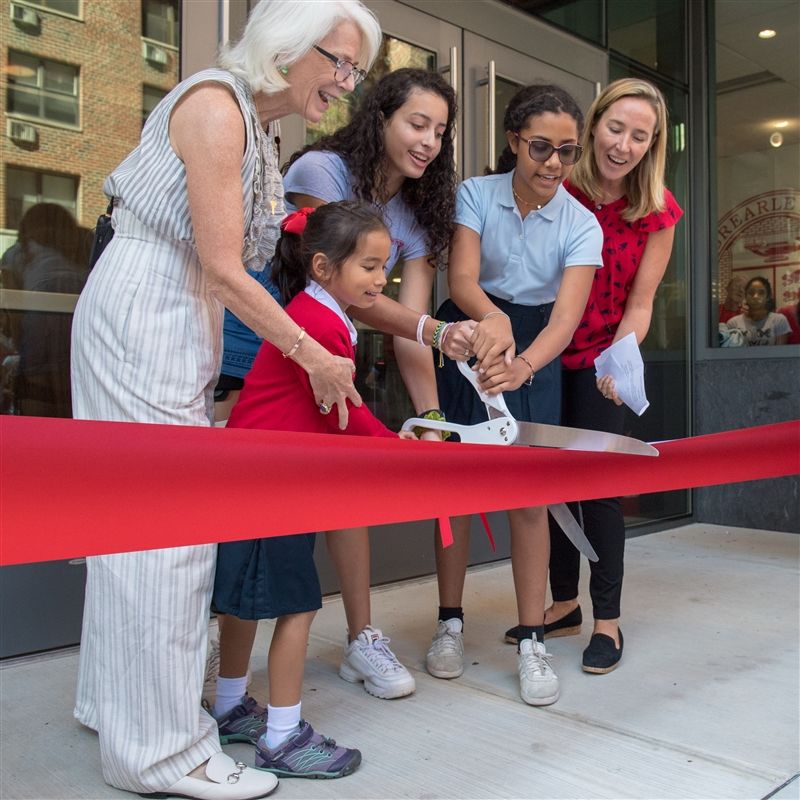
{"left": 426, "top": 618, "right": 464, "bottom": 679}
{"left": 518, "top": 636, "right": 560, "bottom": 706}
{"left": 339, "top": 625, "right": 416, "bottom": 699}
{"left": 203, "top": 637, "right": 252, "bottom": 699}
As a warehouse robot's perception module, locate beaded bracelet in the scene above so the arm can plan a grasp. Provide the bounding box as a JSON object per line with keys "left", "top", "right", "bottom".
{"left": 412, "top": 408, "right": 451, "bottom": 441}
{"left": 431, "top": 321, "right": 447, "bottom": 350}
{"left": 282, "top": 328, "right": 306, "bottom": 359}
{"left": 515, "top": 354, "right": 535, "bottom": 386}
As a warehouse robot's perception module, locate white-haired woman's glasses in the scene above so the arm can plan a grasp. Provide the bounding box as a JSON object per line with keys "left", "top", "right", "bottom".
{"left": 314, "top": 45, "right": 367, "bottom": 86}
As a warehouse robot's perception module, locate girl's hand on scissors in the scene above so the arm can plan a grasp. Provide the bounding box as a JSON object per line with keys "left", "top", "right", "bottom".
{"left": 398, "top": 430, "right": 418, "bottom": 440}
{"left": 477, "top": 356, "right": 529, "bottom": 395}
{"left": 470, "top": 314, "right": 514, "bottom": 370}
{"left": 441, "top": 320, "right": 478, "bottom": 361}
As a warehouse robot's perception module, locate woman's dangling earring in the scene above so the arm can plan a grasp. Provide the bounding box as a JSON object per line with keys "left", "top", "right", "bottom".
{"left": 279, "top": 65, "right": 289, "bottom": 76}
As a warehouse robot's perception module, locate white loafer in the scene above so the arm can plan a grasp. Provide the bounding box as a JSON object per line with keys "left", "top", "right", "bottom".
{"left": 140, "top": 751, "right": 278, "bottom": 799}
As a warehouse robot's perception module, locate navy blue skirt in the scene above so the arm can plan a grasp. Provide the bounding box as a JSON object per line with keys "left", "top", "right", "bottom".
{"left": 435, "top": 295, "right": 560, "bottom": 431}
{"left": 213, "top": 533, "right": 321, "bottom": 620}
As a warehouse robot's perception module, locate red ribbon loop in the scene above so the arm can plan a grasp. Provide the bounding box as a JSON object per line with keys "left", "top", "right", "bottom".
{"left": 280, "top": 207, "right": 315, "bottom": 235}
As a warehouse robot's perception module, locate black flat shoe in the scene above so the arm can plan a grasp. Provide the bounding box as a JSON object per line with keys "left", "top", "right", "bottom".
{"left": 582, "top": 629, "right": 623, "bottom": 674}
{"left": 504, "top": 605, "right": 583, "bottom": 644}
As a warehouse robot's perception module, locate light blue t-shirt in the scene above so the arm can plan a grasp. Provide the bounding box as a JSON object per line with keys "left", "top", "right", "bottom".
{"left": 283, "top": 150, "right": 429, "bottom": 274}
{"left": 220, "top": 150, "right": 431, "bottom": 378}
{"left": 456, "top": 172, "right": 603, "bottom": 305}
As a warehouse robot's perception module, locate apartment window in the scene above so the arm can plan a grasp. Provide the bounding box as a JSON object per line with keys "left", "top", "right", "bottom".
{"left": 142, "top": 85, "right": 167, "bottom": 128}
{"left": 7, "top": 51, "right": 79, "bottom": 127}
{"left": 23, "top": 0, "right": 81, "bottom": 16}
{"left": 142, "top": 0, "right": 180, "bottom": 48}
{"left": 5, "top": 166, "right": 78, "bottom": 231}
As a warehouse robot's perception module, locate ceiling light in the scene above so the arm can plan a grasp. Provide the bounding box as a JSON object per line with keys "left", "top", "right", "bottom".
{"left": 769, "top": 132, "right": 783, "bottom": 148}
{"left": 773, "top": 120, "right": 789, "bottom": 129}
{"left": 758, "top": 29, "right": 777, "bottom": 39}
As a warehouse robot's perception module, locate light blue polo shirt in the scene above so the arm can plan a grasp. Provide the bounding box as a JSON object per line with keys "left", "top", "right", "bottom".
{"left": 455, "top": 171, "right": 603, "bottom": 305}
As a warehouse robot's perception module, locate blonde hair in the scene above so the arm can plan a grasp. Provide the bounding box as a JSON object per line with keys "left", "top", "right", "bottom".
{"left": 219, "top": 0, "right": 381, "bottom": 95}
{"left": 570, "top": 78, "right": 668, "bottom": 222}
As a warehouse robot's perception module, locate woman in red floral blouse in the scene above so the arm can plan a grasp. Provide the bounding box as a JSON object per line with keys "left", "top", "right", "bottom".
{"left": 505, "top": 78, "right": 683, "bottom": 674}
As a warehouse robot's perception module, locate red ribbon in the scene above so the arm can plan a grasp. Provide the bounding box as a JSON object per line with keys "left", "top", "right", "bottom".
{"left": 280, "top": 207, "right": 315, "bottom": 235}
{"left": 0, "top": 417, "right": 797, "bottom": 566}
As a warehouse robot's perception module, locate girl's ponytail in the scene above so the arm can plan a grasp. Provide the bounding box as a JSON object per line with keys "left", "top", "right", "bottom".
{"left": 271, "top": 208, "right": 315, "bottom": 305}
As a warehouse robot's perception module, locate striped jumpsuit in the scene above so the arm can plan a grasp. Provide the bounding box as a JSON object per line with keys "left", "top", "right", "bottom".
{"left": 70, "top": 68, "right": 283, "bottom": 793}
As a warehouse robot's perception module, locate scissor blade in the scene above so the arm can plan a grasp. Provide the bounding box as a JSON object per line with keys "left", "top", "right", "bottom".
{"left": 549, "top": 503, "right": 598, "bottom": 562}
{"left": 489, "top": 410, "right": 657, "bottom": 456}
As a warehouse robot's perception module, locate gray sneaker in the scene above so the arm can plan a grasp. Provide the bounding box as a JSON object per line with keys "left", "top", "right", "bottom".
{"left": 339, "top": 626, "right": 415, "bottom": 699}
{"left": 518, "top": 636, "right": 560, "bottom": 706}
{"left": 214, "top": 695, "right": 268, "bottom": 745}
{"left": 426, "top": 618, "right": 464, "bottom": 679}
{"left": 255, "top": 720, "right": 361, "bottom": 779}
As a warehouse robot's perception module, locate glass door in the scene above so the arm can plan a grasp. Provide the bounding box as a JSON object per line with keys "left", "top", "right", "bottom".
{"left": 461, "top": 31, "right": 598, "bottom": 179}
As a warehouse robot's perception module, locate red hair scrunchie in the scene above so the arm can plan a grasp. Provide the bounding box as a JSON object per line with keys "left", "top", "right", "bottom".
{"left": 280, "top": 207, "right": 315, "bottom": 236}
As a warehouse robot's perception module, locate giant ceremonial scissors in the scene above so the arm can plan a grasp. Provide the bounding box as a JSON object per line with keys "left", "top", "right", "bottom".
{"left": 402, "top": 361, "right": 659, "bottom": 561}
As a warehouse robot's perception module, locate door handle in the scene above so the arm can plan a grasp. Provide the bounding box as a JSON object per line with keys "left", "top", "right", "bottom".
{"left": 439, "top": 45, "right": 459, "bottom": 174}
{"left": 477, "top": 60, "right": 497, "bottom": 172}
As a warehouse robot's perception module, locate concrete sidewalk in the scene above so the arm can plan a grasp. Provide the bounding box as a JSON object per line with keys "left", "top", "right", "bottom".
{"left": 1, "top": 524, "right": 798, "bottom": 799}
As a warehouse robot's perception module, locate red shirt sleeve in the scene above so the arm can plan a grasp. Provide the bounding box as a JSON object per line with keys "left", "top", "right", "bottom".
{"left": 638, "top": 189, "right": 683, "bottom": 233}
{"left": 290, "top": 295, "right": 397, "bottom": 439}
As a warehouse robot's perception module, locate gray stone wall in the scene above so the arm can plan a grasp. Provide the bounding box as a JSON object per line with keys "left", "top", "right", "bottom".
{"left": 694, "top": 357, "right": 799, "bottom": 532}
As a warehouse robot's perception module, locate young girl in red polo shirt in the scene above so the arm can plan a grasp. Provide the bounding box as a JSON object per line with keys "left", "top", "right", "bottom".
{"left": 211, "top": 201, "right": 414, "bottom": 779}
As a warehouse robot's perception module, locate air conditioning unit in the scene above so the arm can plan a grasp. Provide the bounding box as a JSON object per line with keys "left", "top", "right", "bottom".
{"left": 142, "top": 41, "right": 168, "bottom": 66}
{"left": 10, "top": 2, "right": 41, "bottom": 28}
{"left": 6, "top": 119, "right": 38, "bottom": 144}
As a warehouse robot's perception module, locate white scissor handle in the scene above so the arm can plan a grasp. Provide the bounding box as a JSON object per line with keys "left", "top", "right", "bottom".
{"left": 401, "top": 415, "right": 519, "bottom": 445}
{"left": 456, "top": 360, "right": 513, "bottom": 418}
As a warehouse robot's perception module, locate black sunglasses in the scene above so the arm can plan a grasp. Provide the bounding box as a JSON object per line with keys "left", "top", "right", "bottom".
{"left": 314, "top": 45, "right": 367, "bottom": 87}
{"left": 515, "top": 134, "right": 583, "bottom": 165}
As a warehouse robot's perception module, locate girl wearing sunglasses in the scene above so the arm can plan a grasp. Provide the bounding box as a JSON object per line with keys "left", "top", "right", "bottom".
{"left": 504, "top": 78, "right": 683, "bottom": 675}
{"left": 426, "top": 84, "right": 603, "bottom": 706}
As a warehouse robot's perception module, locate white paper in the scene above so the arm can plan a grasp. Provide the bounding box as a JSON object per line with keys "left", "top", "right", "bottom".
{"left": 594, "top": 332, "right": 650, "bottom": 416}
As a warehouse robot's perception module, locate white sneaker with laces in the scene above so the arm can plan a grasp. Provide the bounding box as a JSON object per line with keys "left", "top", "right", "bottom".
{"left": 339, "top": 625, "right": 416, "bottom": 699}
{"left": 518, "top": 635, "right": 560, "bottom": 706}
{"left": 426, "top": 618, "right": 464, "bottom": 679}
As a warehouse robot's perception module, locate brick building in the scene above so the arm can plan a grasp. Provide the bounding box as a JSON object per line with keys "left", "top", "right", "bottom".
{"left": 1, "top": 0, "right": 179, "bottom": 246}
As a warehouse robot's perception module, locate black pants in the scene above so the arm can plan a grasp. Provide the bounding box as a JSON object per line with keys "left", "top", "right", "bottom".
{"left": 548, "top": 367, "right": 627, "bottom": 619}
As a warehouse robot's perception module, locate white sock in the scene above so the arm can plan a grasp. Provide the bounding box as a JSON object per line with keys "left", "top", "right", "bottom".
{"left": 264, "top": 702, "right": 302, "bottom": 749}
{"left": 212, "top": 675, "right": 248, "bottom": 717}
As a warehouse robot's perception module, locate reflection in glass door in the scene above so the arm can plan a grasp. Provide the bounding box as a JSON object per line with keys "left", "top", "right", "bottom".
{"left": 0, "top": 0, "right": 192, "bottom": 659}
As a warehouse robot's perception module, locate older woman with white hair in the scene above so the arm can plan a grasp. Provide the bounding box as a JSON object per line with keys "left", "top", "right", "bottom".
{"left": 70, "top": 2, "right": 380, "bottom": 798}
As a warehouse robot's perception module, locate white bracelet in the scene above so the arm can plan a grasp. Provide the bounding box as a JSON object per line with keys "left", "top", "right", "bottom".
{"left": 416, "top": 313, "right": 430, "bottom": 346}
{"left": 483, "top": 310, "right": 509, "bottom": 321}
